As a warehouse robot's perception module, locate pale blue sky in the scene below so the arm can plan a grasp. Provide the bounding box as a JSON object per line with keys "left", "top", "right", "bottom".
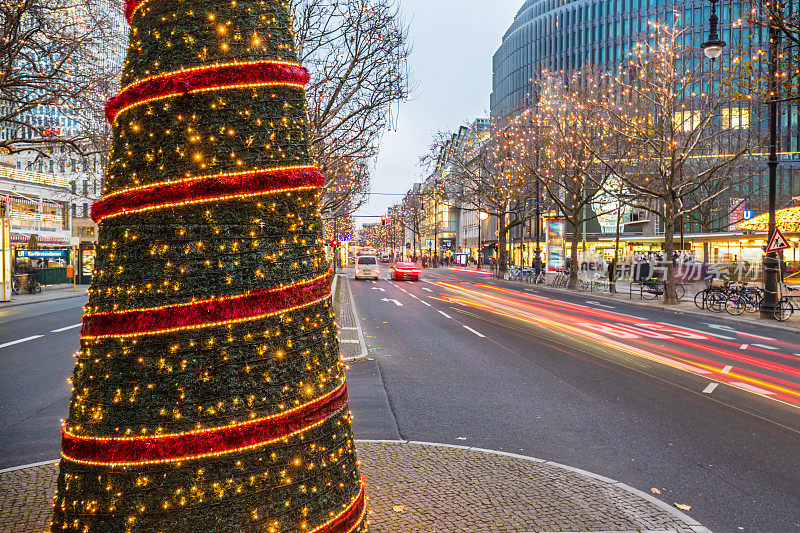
{"left": 353, "top": 1, "right": 522, "bottom": 225}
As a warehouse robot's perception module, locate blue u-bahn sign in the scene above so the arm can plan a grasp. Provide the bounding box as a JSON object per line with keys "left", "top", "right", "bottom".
{"left": 16, "top": 249, "right": 68, "bottom": 258}
{"left": 336, "top": 233, "right": 353, "bottom": 242}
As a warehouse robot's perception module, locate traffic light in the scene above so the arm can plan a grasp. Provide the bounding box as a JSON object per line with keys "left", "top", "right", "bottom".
{"left": 381, "top": 215, "right": 386, "bottom": 226}
{"left": 330, "top": 238, "right": 340, "bottom": 248}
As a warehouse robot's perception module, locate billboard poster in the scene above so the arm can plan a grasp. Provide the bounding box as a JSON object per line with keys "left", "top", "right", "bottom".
{"left": 729, "top": 198, "right": 745, "bottom": 231}
{"left": 546, "top": 219, "right": 565, "bottom": 272}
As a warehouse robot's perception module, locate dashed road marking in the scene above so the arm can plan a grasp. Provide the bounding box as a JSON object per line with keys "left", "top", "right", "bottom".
{"left": 51, "top": 323, "right": 82, "bottom": 333}
{"left": 752, "top": 343, "right": 779, "bottom": 350}
{"left": 703, "top": 382, "right": 719, "bottom": 394}
{"left": 721, "top": 365, "right": 733, "bottom": 373}
{"left": 462, "top": 325, "right": 485, "bottom": 338}
{"left": 0, "top": 335, "right": 44, "bottom": 349}
{"left": 739, "top": 344, "right": 749, "bottom": 350}
{"left": 438, "top": 310, "right": 452, "bottom": 319}
{"left": 422, "top": 287, "right": 433, "bottom": 292}
{"left": 421, "top": 301, "right": 431, "bottom": 307}
{"left": 338, "top": 339, "right": 360, "bottom": 344}
{"left": 339, "top": 327, "right": 358, "bottom": 330}
{"left": 731, "top": 382, "right": 775, "bottom": 395}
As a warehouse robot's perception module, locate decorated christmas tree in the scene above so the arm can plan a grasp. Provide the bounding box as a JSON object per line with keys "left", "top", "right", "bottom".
{"left": 51, "top": 0, "right": 367, "bottom": 530}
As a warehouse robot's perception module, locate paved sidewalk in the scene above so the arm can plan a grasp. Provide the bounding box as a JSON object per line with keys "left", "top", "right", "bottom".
{"left": 0, "top": 284, "right": 87, "bottom": 307}
{"left": 335, "top": 273, "right": 368, "bottom": 362}
{"left": 0, "top": 441, "right": 708, "bottom": 532}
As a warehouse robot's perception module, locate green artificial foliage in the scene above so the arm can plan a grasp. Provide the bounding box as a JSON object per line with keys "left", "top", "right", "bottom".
{"left": 51, "top": 0, "right": 367, "bottom": 531}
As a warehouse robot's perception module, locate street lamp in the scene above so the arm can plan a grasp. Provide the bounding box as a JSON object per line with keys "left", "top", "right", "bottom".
{"left": 700, "top": 0, "right": 726, "bottom": 60}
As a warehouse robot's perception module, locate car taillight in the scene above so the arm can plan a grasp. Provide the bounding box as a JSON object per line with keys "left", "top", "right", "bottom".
{"left": 355, "top": 268, "right": 361, "bottom": 274}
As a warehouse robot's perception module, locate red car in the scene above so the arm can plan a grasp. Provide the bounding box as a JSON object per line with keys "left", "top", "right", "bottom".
{"left": 392, "top": 262, "right": 421, "bottom": 281}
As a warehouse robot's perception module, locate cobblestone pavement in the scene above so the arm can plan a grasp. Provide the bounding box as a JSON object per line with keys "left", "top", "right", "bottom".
{"left": 0, "top": 441, "right": 708, "bottom": 533}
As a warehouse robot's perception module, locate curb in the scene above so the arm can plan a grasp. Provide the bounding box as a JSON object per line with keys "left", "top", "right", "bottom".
{"left": 337, "top": 274, "right": 368, "bottom": 363}
{"left": 503, "top": 278, "right": 799, "bottom": 336}
{"left": 0, "top": 292, "right": 87, "bottom": 308}
{"left": 0, "top": 440, "right": 711, "bottom": 532}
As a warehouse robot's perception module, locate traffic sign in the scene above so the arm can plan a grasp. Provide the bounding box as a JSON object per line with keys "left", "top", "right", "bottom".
{"left": 765, "top": 228, "right": 790, "bottom": 253}
{"left": 742, "top": 210, "right": 754, "bottom": 220}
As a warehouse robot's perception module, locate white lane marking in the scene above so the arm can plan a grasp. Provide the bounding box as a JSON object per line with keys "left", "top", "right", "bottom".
{"left": 50, "top": 323, "right": 82, "bottom": 333}
{"left": 0, "top": 335, "right": 44, "bottom": 348}
{"left": 703, "top": 382, "right": 719, "bottom": 394}
{"left": 462, "top": 325, "right": 485, "bottom": 338}
{"left": 338, "top": 339, "right": 360, "bottom": 344}
{"left": 406, "top": 281, "right": 413, "bottom": 284}
{"left": 706, "top": 323, "right": 776, "bottom": 341}
{"left": 752, "top": 343, "right": 779, "bottom": 350}
{"left": 380, "top": 298, "right": 403, "bottom": 307}
{"left": 585, "top": 300, "right": 615, "bottom": 309}
{"left": 371, "top": 287, "right": 386, "bottom": 292}
{"left": 675, "top": 324, "right": 735, "bottom": 340}
{"left": 739, "top": 344, "right": 749, "bottom": 350}
{"left": 408, "top": 294, "right": 420, "bottom": 300}
{"left": 339, "top": 327, "right": 358, "bottom": 330}
{"left": 399, "top": 288, "right": 408, "bottom": 293}
{"left": 721, "top": 365, "right": 733, "bottom": 373}
{"left": 731, "top": 382, "right": 775, "bottom": 395}
{"left": 438, "top": 310, "right": 452, "bottom": 319}
{"left": 422, "top": 287, "right": 433, "bottom": 292}
{"left": 371, "top": 280, "right": 376, "bottom": 284}
{"left": 421, "top": 301, "right": 431, "bottom": 307}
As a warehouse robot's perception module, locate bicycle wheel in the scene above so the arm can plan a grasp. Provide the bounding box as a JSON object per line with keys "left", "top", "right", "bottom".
{"left": 11, "top": 279, "right": 20, "bottom": 295}
{"left": 694, "top": 289, "right": 709, "bottom": 309}
{"left": 744, "top": 292, "right": 761, "bottom": 313}
{"left": 707, "top": 291, "right": 726, "bottom": 313}
{"left": 725, "top": 296, "right": 745, "bottom": 316}
{"left": 595, "top": 280, "right": 609, "bottom": 292}
{"left": 675, "top": 284, "right": 686, "bottom": 301}
{"left": 774, "top": 299, "right": 793, "bottom": 321}
{"left": 641, "top": 284, "right": 660, "bottom": 300}
{"left": 577, "top": 279, "right": 589, "bottom": 291}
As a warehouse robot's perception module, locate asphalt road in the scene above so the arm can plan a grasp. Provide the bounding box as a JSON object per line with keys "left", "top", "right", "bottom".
{"left": 345, "top": 266, "right": 800, "bottom": 533}
{"left": 2, "top": 269, "right": 800, "bottom": 532}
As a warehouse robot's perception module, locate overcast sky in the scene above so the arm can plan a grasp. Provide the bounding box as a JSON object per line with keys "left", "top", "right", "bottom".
{"left": 352, "top": 1, "right": 522, "bottom": 226}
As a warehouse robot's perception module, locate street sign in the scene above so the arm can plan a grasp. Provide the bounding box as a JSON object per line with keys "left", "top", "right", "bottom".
{"left": 766, "top": 228, "right": 790, "bottom": 253}
{"left": 16, "top": 249, "right": 68, "bottom": 258}
{"left": 743, "top": 210, "right": 754, "bottom": 220}
{"left": 335, "top": 233, "right": 353, "bottom": 242}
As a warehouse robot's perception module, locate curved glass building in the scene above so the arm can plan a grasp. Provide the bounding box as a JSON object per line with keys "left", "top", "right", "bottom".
{"left": 491, "top": 0, "right": 800, "bottom": 232}
{"left": 491, "top": 0, "right": 747, "bottom": 114}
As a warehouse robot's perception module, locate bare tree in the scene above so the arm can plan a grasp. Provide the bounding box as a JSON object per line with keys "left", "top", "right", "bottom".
{"left": 428, "top": 118, "right": 538, "bottom": 275}
{"left": 528, "top": 69, "right": 617, "bottom": 289}
{"left": 291, "top": 0, "right": 412, "bottom": 218}
{"left": 1, "top": 0, "right": 125, "bottom": 157}
{"left": 599, "top": 22, "right": 764, "bottom": 303}
{"left": 400, "top": 187, "right": 425, "bottom": 261}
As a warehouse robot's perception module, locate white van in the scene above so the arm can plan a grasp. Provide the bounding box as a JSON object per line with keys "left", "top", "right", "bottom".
{"left": 354, "top": 256, "right": 380, "bottom": 280}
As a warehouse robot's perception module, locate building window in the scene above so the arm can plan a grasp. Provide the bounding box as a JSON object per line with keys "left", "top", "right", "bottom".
{"left": 721, "top": 107, "right": 750, "bottom": 129}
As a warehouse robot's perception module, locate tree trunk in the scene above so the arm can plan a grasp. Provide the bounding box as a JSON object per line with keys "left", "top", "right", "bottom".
{"left": 568, "top": 220, "right": 581, "bottom": 289}
{"left": 662, "top": 200, "right": 679, "bottom": 304}
{"left": 498, "top": 221, "right": 508, "bottom": 276}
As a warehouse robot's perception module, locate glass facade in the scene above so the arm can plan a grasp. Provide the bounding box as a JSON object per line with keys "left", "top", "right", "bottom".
{"left": 491, "top": 0, "right": 800, "bottom": 218}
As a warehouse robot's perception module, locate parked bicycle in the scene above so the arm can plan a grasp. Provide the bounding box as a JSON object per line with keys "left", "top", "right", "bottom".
{"left": 639, "top": 278, "right": 686, "bottom": 300}
{"left": 775, "top": 286, "right": 799, "bottom": 321}
{"left": 550, "top": 269, "right": 569, "bottom": 287}
{"left": 724, "top": 282, "right": 763, "bottom": 316}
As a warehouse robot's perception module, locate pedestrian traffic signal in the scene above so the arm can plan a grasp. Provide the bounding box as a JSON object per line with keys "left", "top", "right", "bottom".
{"left": 330, "top": 238, "right": 340, "bottom": 248}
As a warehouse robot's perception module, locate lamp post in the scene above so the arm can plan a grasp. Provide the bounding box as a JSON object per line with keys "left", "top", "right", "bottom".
{"left": 760, "top": 23, "right": 781, "bottom": 319}
{"left": 700, "top": 0, "right": 726, "bottom": 61}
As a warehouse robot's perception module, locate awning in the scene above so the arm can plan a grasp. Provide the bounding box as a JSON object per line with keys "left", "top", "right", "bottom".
{"left": 738, "top": 206, "right": 800, "bottom": 233}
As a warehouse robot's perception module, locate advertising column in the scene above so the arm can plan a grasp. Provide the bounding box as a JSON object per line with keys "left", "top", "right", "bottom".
{"left": 546, "top": 219, "right": 566, "bottom": 272}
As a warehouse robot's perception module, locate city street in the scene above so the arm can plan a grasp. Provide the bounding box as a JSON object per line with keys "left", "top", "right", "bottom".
{"left": 344, "top": 266, "right": 800, "bottom": 532}
{"left": 2, "top": 270, "right": 800, "bottom": 531}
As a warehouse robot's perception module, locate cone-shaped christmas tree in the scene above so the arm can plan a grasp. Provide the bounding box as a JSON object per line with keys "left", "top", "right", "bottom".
{"left": 51, "top": 0, "right": 367, "bottom": 530}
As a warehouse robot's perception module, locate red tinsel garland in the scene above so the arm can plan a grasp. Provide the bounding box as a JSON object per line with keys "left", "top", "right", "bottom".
{"left": 90, "top": 166, "right": 325, "bottom": 222}
{"left": 61, "top": 383, "right": 347, "bottom": 464}
{"left": 315, "top": 483, "right": 366, "bottom": 533}
{"left": 105, "top": 61, "right": 310, "bottom": 124}
{"left": 124, "top": 0, "right": 144, "bottom": 22}
{"left": 81, "top": 273, "right": 331, "bottom": 338}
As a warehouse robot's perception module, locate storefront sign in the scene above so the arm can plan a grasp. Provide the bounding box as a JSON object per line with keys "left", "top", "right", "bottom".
{"left": 81, "top": 248, "right": 95, "bottom": 279}
{"left": 16, "top": 249, "right": 68, "bottom": 258}
{"left": 546, "top": 219, "right": 566, "bottom": 272}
